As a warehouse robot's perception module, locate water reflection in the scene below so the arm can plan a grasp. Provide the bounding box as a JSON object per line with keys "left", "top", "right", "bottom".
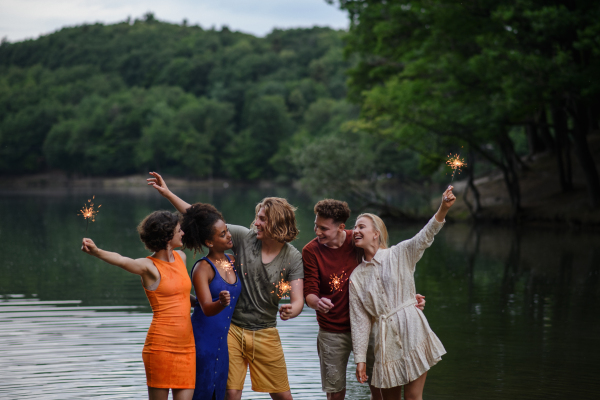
{"left": 1, "top": 187, "right": 599, "bottom": 399}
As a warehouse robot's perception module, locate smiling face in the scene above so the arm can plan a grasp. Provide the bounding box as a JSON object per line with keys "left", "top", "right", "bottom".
{"left": 206, "top": 219, "right": 233, "bottom": 251}
{"left": 169, "top": 223, "right": 184, "bottom": 249}
{"left": 314, "top": 215, "right": 345, "bottom": 246}
{"left": 352, "top": 216, "right": 379, "bottom": 249}
{"left": 254, "top": 206, "right": 268, "bottom": 240}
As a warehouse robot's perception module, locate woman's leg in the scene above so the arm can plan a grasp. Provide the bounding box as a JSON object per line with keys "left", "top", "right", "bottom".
{"left": 172, "top": 388, "right": 195, "bottom": 400}
{"left": 148, "top": 387, "right": 169, "bottom": 400}
{"left": 402, "top": 372, "right": 427, "bottom": 400}
{"left": 369, "top": 385, "right": 402, "bottom": 400}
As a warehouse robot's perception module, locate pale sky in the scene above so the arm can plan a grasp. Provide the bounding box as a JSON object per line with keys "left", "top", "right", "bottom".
{"left": 0, "top": 0, "right": 349, "bottom": 43}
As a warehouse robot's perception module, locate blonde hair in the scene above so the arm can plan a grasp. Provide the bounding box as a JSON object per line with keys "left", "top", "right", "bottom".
{"left": 251, "top": 197, "right": 299, "bottom": 243}
{"left": 355, "top": 213, "right": 389, "bottom": 249}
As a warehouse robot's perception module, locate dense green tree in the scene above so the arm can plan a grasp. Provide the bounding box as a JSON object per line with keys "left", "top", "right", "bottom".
{"left": 0, "top": 19, "right": 358, "bottom": 180}
{"left": 329, "top": 0, "right": 600, "bottom": 211}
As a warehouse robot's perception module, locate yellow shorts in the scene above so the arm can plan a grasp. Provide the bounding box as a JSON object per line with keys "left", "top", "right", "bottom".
{"left": 227, "top": 323, "right": 290, "bottom": 393}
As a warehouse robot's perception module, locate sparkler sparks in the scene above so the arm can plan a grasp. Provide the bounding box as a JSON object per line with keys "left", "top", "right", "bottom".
{"left": 272, "top": 278, "right": 292, "bottom": 299}
{"left": 329, "top": 272, "right": 346, "bottom": 292}
{"left": 78, "top": 195, "right": 101, "bottom": 234}
{"left": 446, "top": 153, "right": 467, "bottom": 183}
{"left": 216, "top": 259, "right": 234, "bottom": 273}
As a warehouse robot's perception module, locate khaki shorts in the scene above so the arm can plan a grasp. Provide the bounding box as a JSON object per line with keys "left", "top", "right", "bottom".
{"left": 317, "top": 329, "right": 374, "bottom": 393}
{"left": 227, "top": 323, "right": 290, "bottom": 393}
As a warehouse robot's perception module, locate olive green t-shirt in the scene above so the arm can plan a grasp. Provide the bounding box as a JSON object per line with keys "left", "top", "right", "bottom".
{"left": 228, "top": 224, "right": 304, "bottom": 330}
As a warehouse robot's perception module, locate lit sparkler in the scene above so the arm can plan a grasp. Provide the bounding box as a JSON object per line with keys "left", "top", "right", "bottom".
{"left": 272, "top": 278, "right": 292, "bottom": 299}
{"left": 78, "top": 195, "right": 101, "bottom": 234}
{"left": 216, "top": 259, "right": 234, "bottom": 273}
{"left": 446, "top": 153, "right": 467, "bottom": 183}
{"left": 329, "top": 272, "right": 346, "bottom": 292}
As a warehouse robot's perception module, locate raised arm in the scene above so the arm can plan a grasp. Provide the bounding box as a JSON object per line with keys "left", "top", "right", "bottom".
{"left": 397, "top": 186, "right": 455, "bottom": 269}
{"left": 147, "top": 172, "right": 191, "bottom": 214}
{"left": 81, "top": 238, "right": 159, "bottom": 288}
{"left": 435, "top": 185, "right": 456, "bottom": 222}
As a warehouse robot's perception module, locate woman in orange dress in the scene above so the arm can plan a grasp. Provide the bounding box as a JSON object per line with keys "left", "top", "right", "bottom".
{"left": 81, "top": 210, "right": 196, "bottom": 400}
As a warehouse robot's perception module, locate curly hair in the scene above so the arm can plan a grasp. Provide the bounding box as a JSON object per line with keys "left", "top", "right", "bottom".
{"left": 180, "top": 203, "right": 225, "bottom": 254}
{"left": 137, "top": 211, "right": 181, "bottom": 252}
{"left": 314, "top": 199, "right": 351, "bottom": 224}
{"left": 251, "top": 197, "right": 299, "bottom": 243}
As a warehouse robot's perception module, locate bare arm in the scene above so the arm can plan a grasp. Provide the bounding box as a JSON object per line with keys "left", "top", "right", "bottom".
{"left": 435, "top": 185, "right": 456, "bottom": 222}
{"left": 81, "top": 238, "right": 159, "bottom": 288}
{"left": 147, "top": 172, "right": 192, "bottom": 214}
{"left": 279, "top": 279, "right": 304, "bottom": 320}
{"left": 192, "top": 261, "right": 230, "bottom": 317}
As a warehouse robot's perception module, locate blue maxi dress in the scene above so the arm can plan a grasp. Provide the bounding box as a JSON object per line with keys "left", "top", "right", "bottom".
{"left": 191, "top": 255, "right": 241, "bottom": 400}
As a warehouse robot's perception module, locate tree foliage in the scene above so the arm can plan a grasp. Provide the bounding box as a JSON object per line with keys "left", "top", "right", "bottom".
{"left": 332, "top": 0, "right": 600, "bottom": 211}
{"left": 0, "top": 17, "right": 357, "bottom": 180}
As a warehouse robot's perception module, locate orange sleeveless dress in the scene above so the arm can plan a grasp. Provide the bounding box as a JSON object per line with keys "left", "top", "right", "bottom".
{"left": 142, "top": 251, "right": 195, "bottom": 389}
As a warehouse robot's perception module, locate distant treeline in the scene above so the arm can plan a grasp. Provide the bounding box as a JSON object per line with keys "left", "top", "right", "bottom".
{"left": 0, "top": 13, "right": 417, "bottom": 184}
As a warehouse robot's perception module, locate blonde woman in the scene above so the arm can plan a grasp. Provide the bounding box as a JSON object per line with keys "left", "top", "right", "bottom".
{"left": 349, "top": 186, "right": 456, "bottom": 400}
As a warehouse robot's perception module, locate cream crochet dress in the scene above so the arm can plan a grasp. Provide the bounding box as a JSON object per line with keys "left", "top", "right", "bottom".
{"left": 349, "top": 216, "right": 447, "bottom": 388}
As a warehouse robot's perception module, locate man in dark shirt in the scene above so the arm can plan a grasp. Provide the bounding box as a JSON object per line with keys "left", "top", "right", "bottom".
{"left": 303, "top": 199, "right": 425, "bottom": 400}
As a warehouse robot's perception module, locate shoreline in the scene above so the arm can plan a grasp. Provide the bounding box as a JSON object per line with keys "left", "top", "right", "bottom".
{"left": 3, "top": 167, "right": 600, "bottom": 229}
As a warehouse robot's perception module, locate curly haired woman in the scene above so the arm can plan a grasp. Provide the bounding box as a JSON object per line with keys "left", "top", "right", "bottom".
{"left": 181, "top": 203, "right": 241, "bottom": 400}
{"left": 81, "top": 210, "right": 196, "bottom": 400}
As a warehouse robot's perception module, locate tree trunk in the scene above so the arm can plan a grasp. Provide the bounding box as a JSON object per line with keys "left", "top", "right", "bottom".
{"left": 551, "top": 105, "right": 573, "bottom": 192}
{"left": 498, "top": 132, "right": 521, "bottom": 216}
{"left": 569, "top": 101, "right": 600, "bottom": 209}
{"left": 525, "top": 121, "right": 546, "bottom": 159}
{"left": 537, "top": 108, "right": 555, "bottom": 153}
{"left": 463, "top": 147, "right": 481, "bottom": 219}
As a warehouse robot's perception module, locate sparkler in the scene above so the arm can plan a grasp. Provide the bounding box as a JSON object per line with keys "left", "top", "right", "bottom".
{"left": 78, "top": 195, "right": 101, "bottom": 235}
{"left": 272, "top": 278, "right": 292, "bottom": 299}
{"left": 216, "top": 259, "right": 234, "bottom": 273}
{"left": 446, "top": 153, "right": 467, "bottom": 184}
{"left": 329, "top": 272, "right": 346, "bottom": 293}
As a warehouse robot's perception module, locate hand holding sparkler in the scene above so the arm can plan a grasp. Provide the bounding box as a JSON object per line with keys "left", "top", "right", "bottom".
{"left": 279, "top": 304, "right": 294, "bottom": 320}
{"left": 316, "top": 297, "right": 334, "bottom": 314}
{"left": 81, "top": 238, "right": 99, "bottom": 256}
{"left": 435, "top": 186, "right": 456, "bottom": 222}
{"left": 219, "top": 290, "right": 231, "bottom": 307}
{"left": 441, "top": 185, "right": 456, "bottom": 207}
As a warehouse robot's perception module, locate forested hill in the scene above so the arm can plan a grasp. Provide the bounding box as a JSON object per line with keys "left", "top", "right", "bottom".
{"left": 0, "top": 14, "right": 363, "bottom": 179}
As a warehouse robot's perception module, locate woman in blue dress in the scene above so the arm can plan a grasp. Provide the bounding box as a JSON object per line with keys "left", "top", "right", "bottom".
{"left": 180, "top": 202, "right": 242, "bottom": 400}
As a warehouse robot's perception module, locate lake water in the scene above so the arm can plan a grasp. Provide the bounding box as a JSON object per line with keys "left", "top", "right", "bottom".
{"left": 1, "top": 185, "right": 599, "bottom": 399}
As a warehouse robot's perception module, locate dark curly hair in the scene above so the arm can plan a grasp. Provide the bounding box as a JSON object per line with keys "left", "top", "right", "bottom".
{"left": 181, "top": 203, "right": 225, "bottom": 253}
{"left": 137, "top": 211, "right": 181, "bottom": 252}
{"left": 314, "top": 199, "right": 351, "bottom": 224}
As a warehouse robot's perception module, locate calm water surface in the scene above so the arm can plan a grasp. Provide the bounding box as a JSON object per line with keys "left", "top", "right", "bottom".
{"left": 1, "top": 186, "right": 599, "bottom": 399}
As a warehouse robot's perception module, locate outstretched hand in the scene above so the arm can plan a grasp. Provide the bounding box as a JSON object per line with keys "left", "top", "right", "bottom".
{"left": 441, "top": 185, "right": 456, "bottom": 209}
{"left": 147, "top": 172, "right": 170, "bottom": 197}
{"left": 81, "top": 238, "right": 99, "bottom": 256}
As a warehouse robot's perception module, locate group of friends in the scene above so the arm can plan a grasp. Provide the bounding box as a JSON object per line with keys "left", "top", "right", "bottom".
{"left": 80, "top": 172, "right": 456, "bottom": 400}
